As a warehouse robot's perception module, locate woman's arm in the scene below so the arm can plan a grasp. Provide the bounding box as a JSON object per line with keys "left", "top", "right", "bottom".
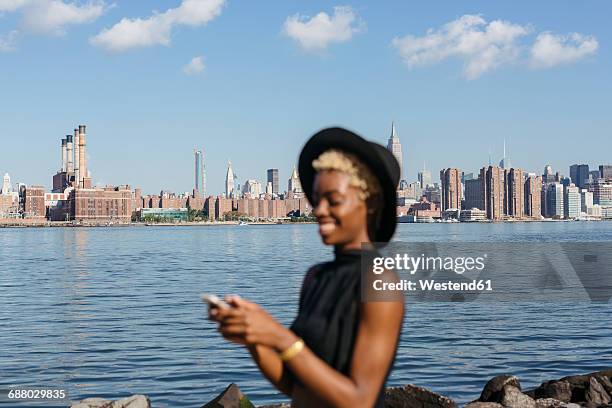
{"left": 215, "top": 296, "right": 403, "bottom": 408}
{"left": 246, "top": 344, "right": 293, "bottom": 395}
{"left": 283, "top": 300, "right": 403, "bottom": 408}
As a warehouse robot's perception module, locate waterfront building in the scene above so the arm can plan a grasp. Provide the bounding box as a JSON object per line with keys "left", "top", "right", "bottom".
{"left": 480, "top": 165, "right": 505, "bottom": 221}
{"left": 564, "top": 184, "right": 581, "bottom": 219}
{"left": 140, "top": 208, "right": 188, "bottom": 222}
{"left": 69, "top": 186, "right": 132, "bottom": 223}
{"left": 0, "top": 174, "right": 19, "bottom": 217}
{"left": 505, "top": 168, "right": 524, "bottom": 219}
{"left": 524, "top": 175, "right": 542, "bottom": 219}
{"left": 440, "top": 168, "right": 462, "bottom": 211}
{"left": 204, "top": 196, "right": 216, "bottom": 220}
{"left": 590, "top": 180, "right": 612, "bottom": 206}
{"left": 267, "top": 168, "right": 279, "bottom": 196}
{"left": 463, "top": 178, "right": 482, "bottom": 210}
{"left": 215, "top": 196, "right": 234, "bottom": 220}
{"left": 387, "top": 122, "right": 403, "bottom": 183}
{"left": 569, "top": 164, "right": 590, "bottom": 189}
{"left": 268, "top": 199, "right": 287, "bottom": 219}
{"left": 460, "top": 208, "right": 487, "bottom": 222}
{"left": 546, "top": 183, "right": 564, "bottom": 218}
{"left": 580, "top": 189, "right": 593, "bottom": 213}
{"left": 23, "top": 186, "right": 46, "bottom": 219}
{"left": 225, "top": 161, "right": 236, "bottom": 198}
{"left": 600, "top": 165, "right": 612, "bottom": 182}
{"left": 407, "top": 196, "right": 441, "bottom": 220}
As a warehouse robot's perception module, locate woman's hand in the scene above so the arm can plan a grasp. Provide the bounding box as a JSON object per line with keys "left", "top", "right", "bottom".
{"left": 208, "top": 295, "right": 297, "bottom": 351}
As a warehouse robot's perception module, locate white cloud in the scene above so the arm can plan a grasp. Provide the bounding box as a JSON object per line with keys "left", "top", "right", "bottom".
{"left": 0, "top": 30, "right": 19, "bottom": 51}
{"left": 283, "top": 6, "right": 362, "bottom": 51}
{"left": 0, "top": 0, "right": 30, "bottom": 12}
{"left": 530, "top": 32, "right": 598, "bottom": 68}
{"left": 90, "top": 0, "right": 225, "bottom": 52}
{"left": 392, "top": 14, "right": 598, "bottom": 79}
{"left": 392, "top": 14, "right": 530, "bottom": 79}
{"left": 21, "top": 0, "right": 107, "bottom": 35}
{"left": 182, "top": 55, "right": 205, "bottom": 75}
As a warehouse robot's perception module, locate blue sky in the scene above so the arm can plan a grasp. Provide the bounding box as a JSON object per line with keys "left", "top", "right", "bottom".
{"left": 1, "top": 0, "right": 610, "bottom": 195}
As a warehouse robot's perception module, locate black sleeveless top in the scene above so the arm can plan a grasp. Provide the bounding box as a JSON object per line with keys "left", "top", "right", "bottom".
{"left": 290, "top": 248, "right": 396, "bottom": 408}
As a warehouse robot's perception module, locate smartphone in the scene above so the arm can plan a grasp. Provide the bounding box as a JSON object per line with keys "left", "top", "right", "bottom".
{"left": 200, "top": 293, "right": 231, "bottom": 309}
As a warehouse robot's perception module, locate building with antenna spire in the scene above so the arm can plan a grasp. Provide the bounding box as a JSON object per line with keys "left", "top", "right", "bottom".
{"left": 225, "top": 161, "right": 235, "bottom": 198}
{"left": 387, "top": 122, "right": 403, "bottom": 183}
{"left": 418, "top": 162, "right": 432, "bottom": 189}
{"left": 499, "top": 139, "right": 511, "bottom": 169}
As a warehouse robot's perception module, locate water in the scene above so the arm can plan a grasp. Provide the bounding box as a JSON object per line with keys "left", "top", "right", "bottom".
{"left": 1, "top": 222, "right": 611, "bottom": 407}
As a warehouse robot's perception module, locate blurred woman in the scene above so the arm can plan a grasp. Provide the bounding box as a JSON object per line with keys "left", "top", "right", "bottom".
{"left": 210, "top": 127, "right": 403, "bottom": 408}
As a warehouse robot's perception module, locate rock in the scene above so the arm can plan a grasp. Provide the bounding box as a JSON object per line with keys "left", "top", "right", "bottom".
{"left": 256, "top": 404, "right": 290, "bottom": 408}
{"left": 533, "top": 380, "right": 572, "bottom": 402}
{"left": 534, "top": 398, "right": 564, "bottom": 408}
{"left": 202, "top": 383, "right": 255, "bottom": 408}
{"left": 585, "top": 377, "right": 611, "bottom": 406}
{"left": 464, "top": 402, "right": 503, "bottom": 408}
{"left": 501, "top": 385, "right": 536, "bottom": 408}
{"left": 384, "top": 384, "right": 457, "bottom": 408}
{"left": 70, "top": 398, "right": 111, "bottom": 408}
{"left": 595, "top": 374, "right": 612, "bottom": 395}
{"left": 69, "top": 395, "right": 150, "bottom": 408}
{"left": 479, "top": 375, "right": 522, "bottom": 402}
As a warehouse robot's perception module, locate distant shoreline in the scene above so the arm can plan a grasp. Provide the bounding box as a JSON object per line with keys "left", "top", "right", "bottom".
{"left": 0, "top": 221, "right": 319, "bottom": 228}
{"left": 0, "top": 219, "right": 608, "bottom": 229}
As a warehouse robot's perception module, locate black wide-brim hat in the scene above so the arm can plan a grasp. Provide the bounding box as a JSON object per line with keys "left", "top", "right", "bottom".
{"left": 298, "top": 127, "right": 400, "bottom": 243}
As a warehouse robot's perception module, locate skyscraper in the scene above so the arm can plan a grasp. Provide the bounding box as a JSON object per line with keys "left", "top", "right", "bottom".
{"left": 387, "top": 122, "right": 403, "bottom": 182}
{"left": 463, "top": 178, "right": 482, "bottom": 210}
{"left": 440, "top": 168, "right": 462, "bottom": 211}
{"left": 505, "top": 168, "right": 524, "bottom": 218}
{"left": 194, "top": 149, "right": 206, "bottom": 196}
{"left": 2, "top": 173, "right": 12, "bottom": 194}
{"left": 569, "top": 164, "right": 589, "bottom": 189}
{"left": 564, "top": 184, "right": 580, "bottom": 219}
{"left": 267, "top": 168, "right": 279, "bottom": 196}
{"left": 599, "top": 165, "right": 612, "bottom": 182}
{"left": 225, "top": 161, "right": 235, "bottom": 198}
{"left": 288, "top": 167, "right": 302, "bottom": 196}
{"left": 481, "top": 165, "right": 505, "bottom": 220}
{"left": 418, "top": 163, "right": 432, "bottom": 189}
{"left": 546, "top": 183, "right": 564, "bottom": 218}
{"left": 524, "top": 175, "right": 542, "bottom": 218}
{"left": 498, "top": 139, "right": 511, "bottom": 169}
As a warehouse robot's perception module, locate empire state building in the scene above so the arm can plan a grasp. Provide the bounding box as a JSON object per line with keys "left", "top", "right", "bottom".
{"left": 387, "top": 122, "right": 403, "bottom": 182}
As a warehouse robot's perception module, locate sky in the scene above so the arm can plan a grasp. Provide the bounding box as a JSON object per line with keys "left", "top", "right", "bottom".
{"left": 0, "top": 0, "right": 610, "bottom": 195}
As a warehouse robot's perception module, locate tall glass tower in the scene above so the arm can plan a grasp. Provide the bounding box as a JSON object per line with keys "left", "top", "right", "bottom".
{"left": 194, "top": 149, "right": 206, "bottom": 196}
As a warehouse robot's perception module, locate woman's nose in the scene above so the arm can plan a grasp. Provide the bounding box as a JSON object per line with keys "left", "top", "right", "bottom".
{"left": 313, "top": 199, "right": 328, "bottom": 217}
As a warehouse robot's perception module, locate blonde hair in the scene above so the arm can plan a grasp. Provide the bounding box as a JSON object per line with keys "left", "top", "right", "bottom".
{"left": 312, "top": 149, "right": 380, "bottom": 200}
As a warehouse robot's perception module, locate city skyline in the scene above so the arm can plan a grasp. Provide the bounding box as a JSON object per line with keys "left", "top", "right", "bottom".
{"left": 0, "top": 120, "right": 610, "bottom": 196}
{"left": 1, "top": 1, "right": 611, "bottom": 194}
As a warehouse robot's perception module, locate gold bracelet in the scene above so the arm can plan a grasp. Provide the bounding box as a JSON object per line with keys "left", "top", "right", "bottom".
{"left": 279, "top": 338, "right": 304, "bottom": 362}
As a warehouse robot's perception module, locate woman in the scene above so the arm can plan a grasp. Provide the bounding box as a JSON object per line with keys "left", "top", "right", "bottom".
{"left": 210, "top": 127, "right": 404, "bottom": 408}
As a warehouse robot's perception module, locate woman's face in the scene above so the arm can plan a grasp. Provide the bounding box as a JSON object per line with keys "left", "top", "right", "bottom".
{"left": 312, "top": 170, "right": 369, "bottom": 248}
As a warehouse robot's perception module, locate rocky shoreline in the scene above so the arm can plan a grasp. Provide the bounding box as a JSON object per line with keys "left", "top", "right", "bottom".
{"left": 69, "top": 369, "right": 612, "bottom": 408}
